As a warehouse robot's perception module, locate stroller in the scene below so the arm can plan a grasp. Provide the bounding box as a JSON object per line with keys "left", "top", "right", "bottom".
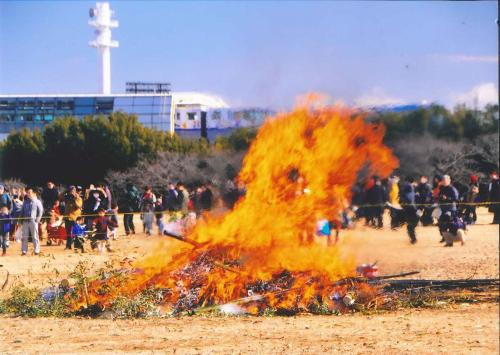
{"left": 46, "top": 213, "right": 66, "bottom": 246}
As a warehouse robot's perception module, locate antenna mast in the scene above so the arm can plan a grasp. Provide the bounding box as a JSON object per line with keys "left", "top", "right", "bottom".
{"left": 89, "top": 2, "right": 119, "bottom": 95}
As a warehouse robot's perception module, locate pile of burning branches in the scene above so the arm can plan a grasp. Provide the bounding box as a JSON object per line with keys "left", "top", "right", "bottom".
{"left": 43, "top": 252, "right": 499, "bottom": 318}
{"left": 66, "top": 101, "right": 498, "bottom": 317}
{"left": 2, "top": 101, "right": 498, "bottom": 318}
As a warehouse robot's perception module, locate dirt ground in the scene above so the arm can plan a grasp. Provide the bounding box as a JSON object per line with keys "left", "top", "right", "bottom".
{"left": 0, "top": 207, "right": 498, "bottom": 354}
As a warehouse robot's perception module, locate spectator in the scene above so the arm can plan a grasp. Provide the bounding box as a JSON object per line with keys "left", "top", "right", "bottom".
{"left": 400, "top": 177, "right": 419, "bottom": 244}
{"left": 21, "top": 187, "right": 43, "bottom": 256}
{"left": 154, "top": 194, "right": 164, "bottom": 236}
{"left": 83, "top": 185, "right": 107, "bottom": 228}
{"left": 71, "top": 216, "right": 87, "bottom": 253}
{"left": 200, "top": 183, "right": 214, "bottom": 212}
{"left": 0, "top": 205, "right": 12, "bottom": 255}
{"left": 489, "top": 172, "right": 500, "bottom": 224}
{"left": 163, "top": 182, "right": 179, "bottom": 212}
{"left": 387, "top": 175, "right": 402, "bottom": 229}
{"left": 176, "top": 182, "right": 190, "bottom": 215}
{"left": 91, "top": 207, "right": 117, "bottom": 253}
{"left": 41, "top": 181, "right": 59, "bottom": 214}
{"left": 140, "top": 186, "right": 156, "bottom": 236}
{"left": 107, "top": 203, "right": 120, "bottom": 240}
{"left": 102, "top": 183, "right": 113, "bottom": 210}
{"left": 46, "top": 208, "right": 65, "bottom": 246}
{"left": 437, "top": 175, "right": 459, "bottom": 243}
{"left": 120, "top": 182, "right": 140, "bottom": 235}
{"left": 462, "top": 175, "right": 479, "bottom": 224}
{"left": 441, "top": 212, "right": 466, "bottom": 247}
{"left": 0, "top": 184, "right": 13, "bottom": 211}
{"left": 10, "top": 188, "right": 23, "bottom": 242}
{"left": 63, "top": 186, "right": 82, "bottom": 250}
{"left": 365, "top": 176, "right": 386, "bottom": 229}
{"left": 432, "top": 174, "right": 443, "bottom": 202}
{"left": 415, "top": 175, "right": 433, "bottom": 226}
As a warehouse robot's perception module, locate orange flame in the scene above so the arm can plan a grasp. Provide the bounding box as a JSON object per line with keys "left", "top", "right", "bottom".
{"left": 75, "top": 98, "right": 398, "bottom": 313}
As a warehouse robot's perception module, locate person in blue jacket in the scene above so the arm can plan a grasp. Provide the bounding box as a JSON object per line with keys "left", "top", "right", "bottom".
{"left": 438, "top": 175, "right": 459, "bottom": 243}
{"left": 72, "top": 216, "right": 87, "bottom": 253}
{"left": 400, "top": 177, "right": 419, "bottom": 244}
{"left": 0, "top": 205, "right": 12, "bottom": 255}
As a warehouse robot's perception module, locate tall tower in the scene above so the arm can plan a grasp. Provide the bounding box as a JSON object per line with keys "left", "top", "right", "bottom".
{"left": 88, "top": 2, "right": 119, "bottom": 95}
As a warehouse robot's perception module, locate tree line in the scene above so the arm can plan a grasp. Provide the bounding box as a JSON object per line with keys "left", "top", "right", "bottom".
{"left": 0, "top": 104, "right": 498, "bottom": 186}
{"left": 0, "top": 112, "right": 208, "bottom": 185}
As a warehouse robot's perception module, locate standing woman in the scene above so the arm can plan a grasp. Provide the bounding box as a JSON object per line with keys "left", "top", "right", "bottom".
{"left": 140, "top": 186, "right": 156, "bottom": 236}
{"left": 63, "top": 186, "right": 82, "bottom": 250}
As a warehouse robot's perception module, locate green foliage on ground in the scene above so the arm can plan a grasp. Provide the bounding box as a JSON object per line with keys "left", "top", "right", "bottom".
{"left": 0, "top": 284, "right": 71, "bottom": 317}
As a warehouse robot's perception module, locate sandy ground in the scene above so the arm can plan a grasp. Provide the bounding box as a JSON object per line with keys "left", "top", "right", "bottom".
{"left": 0, "top": 207, "right": 498, "bottom": 354}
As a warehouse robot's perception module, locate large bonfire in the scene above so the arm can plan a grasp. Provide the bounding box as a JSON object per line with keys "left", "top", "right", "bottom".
{"left": 75, "top": 98, "right": 399, "bottom": 315}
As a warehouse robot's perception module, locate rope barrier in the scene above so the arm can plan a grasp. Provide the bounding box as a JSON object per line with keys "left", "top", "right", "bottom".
{"left": 0, "top": 200, "right": 498, "bottom": 223}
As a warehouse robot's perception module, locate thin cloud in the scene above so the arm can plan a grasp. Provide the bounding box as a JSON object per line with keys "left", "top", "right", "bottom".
{"left": 354, "top": 87, "right": 404, "bottom": 107}
{"left": 434, "top": 54, "right": 498, "bottom": 64}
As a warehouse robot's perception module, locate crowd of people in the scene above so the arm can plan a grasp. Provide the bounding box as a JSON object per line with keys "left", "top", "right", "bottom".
{"left": 0, "top": 179, "right": 247, "bottom": 256}
{"left": 0, "top": 170, "right": 498, "bottom": 256}
{"left": 350, "top": 172, "right": 500, "bottom": 245}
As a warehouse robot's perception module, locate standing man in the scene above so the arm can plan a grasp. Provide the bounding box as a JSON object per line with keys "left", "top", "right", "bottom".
{"left": 438, "top": 175, "right": 459, "bottom": 243}
{"left": 462, "top": 175, "right": 479, "bottom": 224}
{"left": 21, "top": 187, "right": 43, "bottom": 256}
{"left": 400, "top": 177, "right": 419, "bottom": 244}
{"left": 121, "top": 182, "right": 140, "bottom": 235}
{"left": 489, "top": 172, "right": 500, "bottom": 224}
{"left": 163, "top": 182, "right": 179, "bottom": 212}
{"left": 415, "top": 175, "right": 433, "bottom": 226}
{"left": 365, "top": 176, "right": 386, "bottom": 229}
{"left": 41, "top": 181, "right": 59, "bottom": 213}
{"left": 176, "top": 182, "right": 190, "bottom": 215}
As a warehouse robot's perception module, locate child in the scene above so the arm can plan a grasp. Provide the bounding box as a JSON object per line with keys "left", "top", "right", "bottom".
{"left": 92, "top": 207, "right": 117, "bottom": 253}
{"left": 0, "top": 205, "right": 12, "bottom": 256}
{"left": 442, "top": 212, "right": 466, "bottom": 247}
{"left": 106, "top": 203, "right": 119, "bottom": 240}
{"left": 72, "top": 216, "right": 87, "bottom": 253}
{"left": 46, "top": 208, "right": 66, "bottom": 246}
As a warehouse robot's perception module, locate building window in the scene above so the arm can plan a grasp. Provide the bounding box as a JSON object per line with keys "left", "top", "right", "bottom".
{"left": 176, "top": 112, "right": 180, "bottom": 120}
{"left": 187, "top": 112, "right": 197, "bottom": 120}
{"left": 212, "top": 111, "right": 221, "bottom": 120}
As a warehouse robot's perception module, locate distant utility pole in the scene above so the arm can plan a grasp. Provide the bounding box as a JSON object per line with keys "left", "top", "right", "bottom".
{"left": 88, "top": 2, "right": 119, "bottom": 95}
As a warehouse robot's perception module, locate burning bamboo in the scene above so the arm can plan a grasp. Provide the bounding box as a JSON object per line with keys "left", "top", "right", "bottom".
{"left": 163, "top": 230, "right": 241, "bottom": 274}
{"left": 380, "top": 278, "right": 500, "bottom": 291}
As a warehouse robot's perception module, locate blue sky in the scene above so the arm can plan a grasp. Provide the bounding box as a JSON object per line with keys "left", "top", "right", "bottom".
{"left": 0, "top": 1, "right": 497, "bottom": 109}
